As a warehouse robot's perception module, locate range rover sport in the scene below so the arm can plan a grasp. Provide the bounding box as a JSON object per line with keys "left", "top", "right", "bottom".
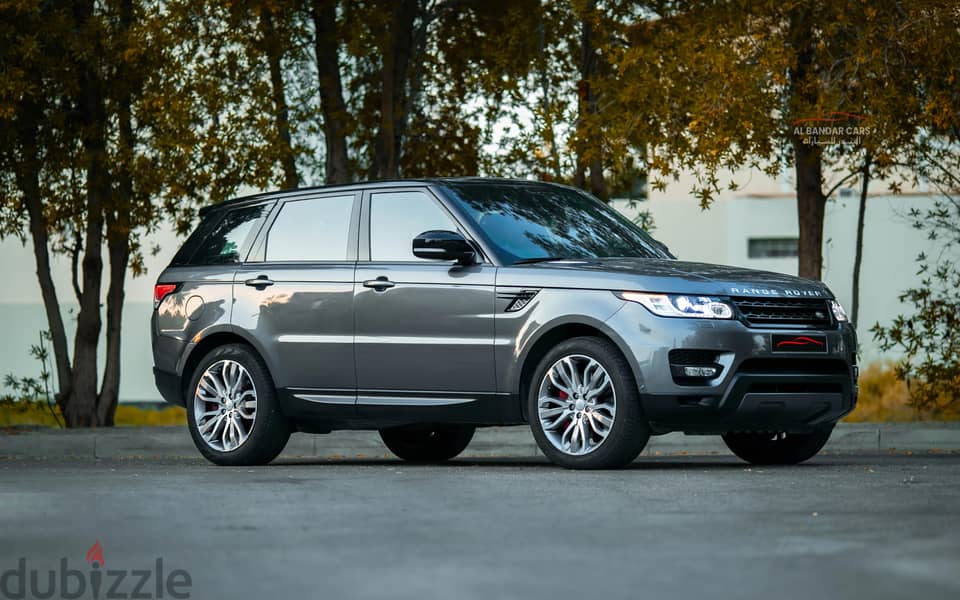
{"left": 152, "top": 178, "right": 857, "bottom": 469}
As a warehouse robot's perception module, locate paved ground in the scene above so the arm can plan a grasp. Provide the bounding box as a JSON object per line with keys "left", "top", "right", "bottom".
{"left": 1, "top": 454, "right": 959, "bottom": 600}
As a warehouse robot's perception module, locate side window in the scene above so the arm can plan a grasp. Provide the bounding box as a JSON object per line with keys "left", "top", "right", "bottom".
{"left": 189, "top": 204, "right": 268, "bottom": 265}
{"left": 370, "top": 191, "right": 459, "bottom": 261}
{"left": 266, "top": 195, "right": 355, "bottom": 262}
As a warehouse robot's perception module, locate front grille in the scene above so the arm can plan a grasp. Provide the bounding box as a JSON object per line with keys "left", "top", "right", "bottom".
{"left": 730, "top": 296, "right": 833, "bottom": 328}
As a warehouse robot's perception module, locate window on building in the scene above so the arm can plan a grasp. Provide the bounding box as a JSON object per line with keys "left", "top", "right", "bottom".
{"left": 748, "top": 237, "right": 798, "bottom": 259}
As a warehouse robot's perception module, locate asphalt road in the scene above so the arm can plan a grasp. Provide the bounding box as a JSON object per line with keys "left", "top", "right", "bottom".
{"left": 1, "top": 454, "right": 958, "bottom": 600}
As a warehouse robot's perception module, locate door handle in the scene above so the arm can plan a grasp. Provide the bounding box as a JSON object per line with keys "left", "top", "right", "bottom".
{"left": 244, "top": 275, "right": 275, "bottom": 289}
{"left": 363, "top": 276, "right": 395, "bottom": 291}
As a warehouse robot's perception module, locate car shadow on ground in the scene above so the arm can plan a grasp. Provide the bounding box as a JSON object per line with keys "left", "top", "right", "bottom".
{"left": 267, "top": 455, "right": 851, "bottom": 470}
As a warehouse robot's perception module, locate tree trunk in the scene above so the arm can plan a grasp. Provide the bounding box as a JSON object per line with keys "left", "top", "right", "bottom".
{"left": 65, "top": 0, "right": 107, "bottom": 428}
{"left": 574, "top": 2, "right": 607, "bottom": 199}
{"left": 98, "top": 0, "right": 135, "bottom": 426}
{"left": 850, "top": 152, "right": 872, "bottom": 326}
{"left": 793, "top": 138, "right": 825, "bottom": 280}
{"left": 16, "top": 116, "right": 73, "bottom": 408}
{"left": 372, "top": 0, "right": 417, "bottom": 179}
{"left": 260, "top": 7, "right": 299, "bottom": 189}
{"left": 312, "top": 0, "right": 351, "bottom": 184}
{"left": 99, "top": 226, "right": 129, "bottom": 426}
{"left": 788, "top": 5, "right": 825, "bottom": 280}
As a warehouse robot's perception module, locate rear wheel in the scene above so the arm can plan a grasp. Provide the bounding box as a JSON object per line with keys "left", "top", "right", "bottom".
{"left": 528, "top": 336, "right": 649, "bottom": 469}
{"left": 187, "top": 344, "right": 291, "bottom": 466}
{"left": 380, "top": 425, "right": 475, "bottom": 463}
{"left": 722, "top": 425, "right": 834, "bottom": 465}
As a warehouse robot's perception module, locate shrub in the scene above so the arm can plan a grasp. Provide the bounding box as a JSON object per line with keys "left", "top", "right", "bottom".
{"left": 846, "top": 362, "right": 960, "bottom": 422}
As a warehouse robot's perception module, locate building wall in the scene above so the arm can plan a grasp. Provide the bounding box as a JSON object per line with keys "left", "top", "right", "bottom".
{"left": 0, "top": 176, "right": 939, "bottom": 401}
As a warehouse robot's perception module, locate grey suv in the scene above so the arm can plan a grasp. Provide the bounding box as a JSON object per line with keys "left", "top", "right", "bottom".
{"left": 152, "top": 178, "right": 857, "bottom": 469}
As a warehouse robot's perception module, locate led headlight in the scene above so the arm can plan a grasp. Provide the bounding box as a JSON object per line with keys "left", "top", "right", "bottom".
{"left": 829, "top": 299, "right": 849, "bottom": 322}
{"left": 620, "top": 292, "right": 735, "bottom": 319}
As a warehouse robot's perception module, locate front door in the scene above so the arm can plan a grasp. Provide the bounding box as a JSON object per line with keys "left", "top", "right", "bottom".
{"left": 354, "top": 188, "right": 498, "bottom": 422}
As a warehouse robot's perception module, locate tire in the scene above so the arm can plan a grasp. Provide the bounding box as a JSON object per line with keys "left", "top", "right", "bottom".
{"left": 722, "top": 425, "right": 835, "bottom": 465}
{"left": 528, "top": 336, "right": 650, "bottom": 469}
{"left": 186, "top": 344, "right": 291, "bottom": 466}
{"left": 379, "top": 425, "right": 475, "bottom": 463}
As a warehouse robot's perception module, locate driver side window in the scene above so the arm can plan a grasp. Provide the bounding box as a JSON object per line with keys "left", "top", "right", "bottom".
{"left": 369, "top": 191, "right": 459, "bottom": 261}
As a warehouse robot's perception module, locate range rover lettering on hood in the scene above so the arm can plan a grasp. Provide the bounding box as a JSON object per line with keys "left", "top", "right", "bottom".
{"left": 728, "top": 287, "right": 823, "bottom": 297}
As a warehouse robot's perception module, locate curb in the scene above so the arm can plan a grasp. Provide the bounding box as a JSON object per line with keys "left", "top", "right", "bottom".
{"left": 2, "top": 422, "right": 959, "bottom": 460}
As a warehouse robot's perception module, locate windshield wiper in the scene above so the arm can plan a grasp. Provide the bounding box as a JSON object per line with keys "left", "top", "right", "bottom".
{"left": 512, "top": 257, "right": 571, "bottom": 265}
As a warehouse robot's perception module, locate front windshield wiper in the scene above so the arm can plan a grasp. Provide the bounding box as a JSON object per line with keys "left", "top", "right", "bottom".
{"left": 512, "top": 257, "right": 572, "bottom": 265}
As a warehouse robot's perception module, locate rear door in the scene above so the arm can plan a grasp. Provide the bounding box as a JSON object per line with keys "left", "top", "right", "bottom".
{"left": 232, "top": 191, "right": 360, "bottom": 410}
{"left": 353, "top": 187, "right": 498, "bottom": 420}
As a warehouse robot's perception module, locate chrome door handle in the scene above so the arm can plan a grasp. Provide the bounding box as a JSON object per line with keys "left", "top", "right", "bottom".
{"left": 244, "top": 275, "right": 275, "bottom": 289}
{"left": 363, "top": 277, "right": 395, "bottom": 291}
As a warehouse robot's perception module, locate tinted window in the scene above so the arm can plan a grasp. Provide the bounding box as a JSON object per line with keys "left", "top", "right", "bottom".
{"left": 188, "top": 204, "right": 268, "bottom": 265}
{"left": 442, "top": 183, "right": 671, "bottom": 263}
{"left": 370, "top": 191, "right": 459, "bottom": 261}
{"left": 266, "top": 195, "right": 355, "bottom": 261}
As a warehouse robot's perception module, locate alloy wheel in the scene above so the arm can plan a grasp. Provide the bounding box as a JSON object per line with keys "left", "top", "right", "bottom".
{"left": 536, "top": 354, "right": 617, "bottom": 456}
{"left": 193, "top": 359, "right": 258, "bottom": 452}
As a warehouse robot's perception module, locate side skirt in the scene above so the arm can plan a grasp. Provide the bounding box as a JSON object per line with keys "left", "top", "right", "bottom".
{"left": 278, "top": 388, "right": 524, "bottom": 430}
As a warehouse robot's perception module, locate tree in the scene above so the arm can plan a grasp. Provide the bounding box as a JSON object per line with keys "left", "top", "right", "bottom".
{"left": 872, "top": 159, "right": 960, "bottom": 416}
{"left": 0, "top": 0, "right": 276, "bottom": 426}
{"left": 589, "top": 1, "right": 959, "bottom": 280}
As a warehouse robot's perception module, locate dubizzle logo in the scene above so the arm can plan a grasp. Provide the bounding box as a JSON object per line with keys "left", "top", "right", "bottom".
{"left": 0, "top": 541, "right": 191, "bottom": 599}
{"left": 85, "top": 541, "right": 105, "bottom": 569}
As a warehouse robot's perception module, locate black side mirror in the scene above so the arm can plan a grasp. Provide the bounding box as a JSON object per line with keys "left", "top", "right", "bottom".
{"left": 412, "top": 230, "right": 476, "bottom": 264}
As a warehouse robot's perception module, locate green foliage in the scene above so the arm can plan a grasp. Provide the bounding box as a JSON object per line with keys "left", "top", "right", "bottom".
{"left": 872, "top": 177, "right": 960, "bottom": 416}
{"left": 1, "top": 331, "right": 62, "bottom": 428}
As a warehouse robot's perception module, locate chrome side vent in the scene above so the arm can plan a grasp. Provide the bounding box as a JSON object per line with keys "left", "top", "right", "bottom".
{"left": 497, "top": 289, "right": 540, "bottom": 312}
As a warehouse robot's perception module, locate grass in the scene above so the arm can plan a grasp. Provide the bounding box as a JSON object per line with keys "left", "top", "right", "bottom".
{"left": 1, "top": 363, "right": 956, "bottom": 427}
{"left": 0, "top": 401, "right": 186, "bottom": 428}
{"left": 845, "top": 362, "right": 960, "bottom": 422}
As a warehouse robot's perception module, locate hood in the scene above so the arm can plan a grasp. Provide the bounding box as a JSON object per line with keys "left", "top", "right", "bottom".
{"left": 498, "top": 257, "right": 832, "bottom": 299}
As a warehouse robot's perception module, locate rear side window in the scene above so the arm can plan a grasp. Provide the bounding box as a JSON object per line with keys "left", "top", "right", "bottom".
{"left": 179, "top": 204, "right": 269, "bottom": 266}
{"left": 265, "top": 195, "right": 355, "bottom": 262}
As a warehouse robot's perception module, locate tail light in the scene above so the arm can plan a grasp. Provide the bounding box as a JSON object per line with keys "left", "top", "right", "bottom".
{"left": 154, "top": 283, "right": 179, "bottom": 309}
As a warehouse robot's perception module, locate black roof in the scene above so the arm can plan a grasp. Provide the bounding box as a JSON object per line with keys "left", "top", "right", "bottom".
{"left": 198, "top": 177, "right": 566, "bottom": 216}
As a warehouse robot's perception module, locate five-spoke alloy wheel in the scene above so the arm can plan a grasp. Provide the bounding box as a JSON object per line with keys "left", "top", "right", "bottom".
{"left": 187, "top": 344, "right": 291, "bottom": 466}
{"left": 528, "top": 336, "right": 650, "bottom": 469}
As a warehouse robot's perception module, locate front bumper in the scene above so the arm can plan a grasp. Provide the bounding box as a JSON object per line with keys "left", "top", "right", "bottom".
{"left": 606, "top": 303, "right": 858, "bottom": 434}
{"left": 642, "top": 366, "right": 856, "bottom": 434}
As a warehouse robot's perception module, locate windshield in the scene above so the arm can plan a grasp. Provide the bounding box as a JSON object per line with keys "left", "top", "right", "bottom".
{"left": 442, "top": 182, "right": 672, "bottom": 264}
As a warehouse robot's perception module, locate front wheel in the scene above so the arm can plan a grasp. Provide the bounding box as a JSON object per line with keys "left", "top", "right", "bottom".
{"left": 528, "top": 336, "right": 650, "bottom": 469}
{"left": 722, "top": 426, "right": 834, "bottom": 465}
{"left": 380, "top": 425, "right": 475, "bottom": 463}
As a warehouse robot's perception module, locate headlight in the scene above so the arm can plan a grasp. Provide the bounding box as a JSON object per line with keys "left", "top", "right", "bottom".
{"left": 829, "top": 299, "right": 849, "bottom": 322}
{"left": 620, "top": 292, "right": 735, "bottom": 319}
